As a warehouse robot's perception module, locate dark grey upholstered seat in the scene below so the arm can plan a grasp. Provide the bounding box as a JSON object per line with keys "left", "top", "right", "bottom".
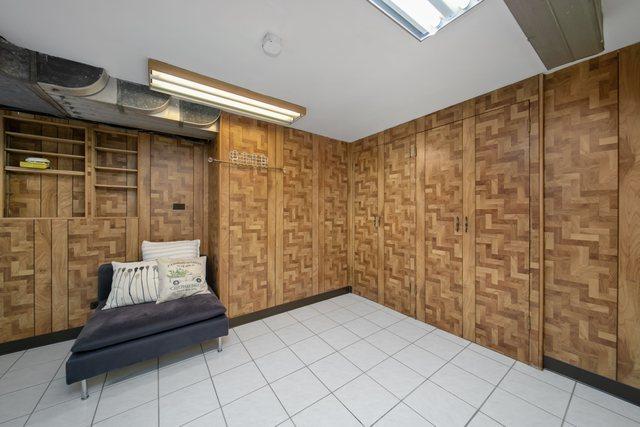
{"left": 66, "top": 263, "right": 228, "bottom": 385}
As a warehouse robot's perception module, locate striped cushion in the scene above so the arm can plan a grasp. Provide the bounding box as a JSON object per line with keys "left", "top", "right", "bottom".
{"left": 141, "top": 240, "right": 200, "bottom": 261}
{"left": 103, "top": 260, "right": 159, "bottom": 309}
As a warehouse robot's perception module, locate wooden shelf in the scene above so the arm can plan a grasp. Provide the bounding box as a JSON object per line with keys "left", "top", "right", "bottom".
{"left": 5, "top": 131, "right": 85, "bottom": 146}
{"left": 94, "top": 184, "right": 138, "bottom": 190}
{"left": 95, "top": 166, "right": 138, "bottom": 173}
{"left": 2, "top": 114, "right": 87, "bottom": 130}
{"left": 5, "top": 148, "right": 85, "bottom": 160}
{"left": 95, "top": 147, "right": 137, "bottom": 155}
{"left": 5, "top": 166, "right": 85, "bottom": 176}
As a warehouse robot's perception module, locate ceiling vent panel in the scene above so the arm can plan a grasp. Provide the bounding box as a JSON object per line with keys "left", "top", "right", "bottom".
{"left": 504, "top": 0, "right": 604, "bottom": 70}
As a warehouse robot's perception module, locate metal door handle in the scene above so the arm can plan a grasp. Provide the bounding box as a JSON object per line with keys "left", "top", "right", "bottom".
{"left": 455, "top": 216, "right": 460, "bottom": 233}
{"left": 464, "top": 216, "right": 469, "bottom": 233}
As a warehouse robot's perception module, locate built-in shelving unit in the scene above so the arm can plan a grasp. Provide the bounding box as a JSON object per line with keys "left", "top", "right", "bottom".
{"left": 1, "top": 112, "right": 88, "bottom": 217}
{"left": 93, "top": 128, "right": 139, "bottom": 217}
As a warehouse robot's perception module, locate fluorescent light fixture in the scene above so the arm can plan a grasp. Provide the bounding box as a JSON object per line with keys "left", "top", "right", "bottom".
{"left": 148, "top": 59, "right": 306, "bottom": 125}
{"left": 368, "top": 0, "right": 482, "bottom": 41}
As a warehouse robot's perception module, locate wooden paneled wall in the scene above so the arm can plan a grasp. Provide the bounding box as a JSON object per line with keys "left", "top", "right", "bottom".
{"left": 351, "top": 43, "right": 640, "bottom": 383}
{"left": 352, "top": 75, "right": 543, "bottom": 365}
{"left": 210, "top": 113, "right": 349, "bottom": 319}
{"left": 0, "top": 112, "right": 209, "bottom": 344}
{"left": 544, "top": 52, "right": 619, "bottom": 379}
{"left": 618, "top": 43, "right": 640, "bottom": 388}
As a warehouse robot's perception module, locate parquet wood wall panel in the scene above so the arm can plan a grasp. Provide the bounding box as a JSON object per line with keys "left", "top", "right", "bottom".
{"left": 423, "top": 104, "right": 464, "bottom": 131}
{"left": 475, "top": 76, "right": 538, "bottom": 116}
{"left": 618, "top": 44, "right": 640, "bottom": 388}
{"left": 462, "top": 117, "right": 477, "bottom": 341}
{"left": 227, "top": 115, "right": 270, "bottom": 317}
{"left": 544, "top": 53, "right": 619, "bottom": 379}
{"left": 383, "top": 136, "right": 416, "bottom": 316}
{"left": 322, "top": 139, "right": 349, "bottom": 292}
{"left": 424, "top": 122, "right": 464, "bottom": 335}
{"left": 68, "top": 219, "right": 126, "bottom": 327}
{"left": 51, "top": 219, "right": 68, "bottom": 332}
{"left": 0, "top": 220, "right": 34, "bottom": 342}
{"left": 34, "top": 219, "right": 52, "bottom": 335}
{"left": 352, "top": 136, "right": 380, "bottom": 301}
{"left": 150, "top": 136, "right": 195, "bottom": 242}
{"left": 282, "top": 129, "right": 314, "bottom": 302}
{"left": 528, "top": 77, "right": 543, "bottom": 367}
{"left": 475, "top": 102, "right": 530, "bottom": 362}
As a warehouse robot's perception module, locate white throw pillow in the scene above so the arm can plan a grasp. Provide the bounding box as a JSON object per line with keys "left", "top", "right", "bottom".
{"left": 156, "top": 256, "right": 210, "bottom": 304}
{"left": 103, "top": 260, "right": 159, "bottom": 309}
{"left": 141, "top": 239, "right": 200, "bottom": 261}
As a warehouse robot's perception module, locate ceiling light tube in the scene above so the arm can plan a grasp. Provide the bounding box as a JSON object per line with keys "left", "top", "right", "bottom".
{"left": 148, "top": 59, "right": 306, "bottom": 125}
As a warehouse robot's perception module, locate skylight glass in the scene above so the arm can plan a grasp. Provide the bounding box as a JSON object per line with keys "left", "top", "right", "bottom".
{"left": 368, "top": 0, "right": 482, "bottom": 41}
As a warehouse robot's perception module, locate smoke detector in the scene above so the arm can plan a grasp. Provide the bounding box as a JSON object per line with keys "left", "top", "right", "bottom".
{"left": 262, "top": 32, "right": 282, "bottom": 57}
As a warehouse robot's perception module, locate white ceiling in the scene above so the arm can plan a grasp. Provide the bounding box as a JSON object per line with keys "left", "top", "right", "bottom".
{"left": 0, "top": 0, "right": 639, "bottom": 141}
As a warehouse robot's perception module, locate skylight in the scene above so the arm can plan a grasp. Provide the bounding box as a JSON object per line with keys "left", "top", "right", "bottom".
{"left": 368, "top": 0, "right": 482, "bottom": 41}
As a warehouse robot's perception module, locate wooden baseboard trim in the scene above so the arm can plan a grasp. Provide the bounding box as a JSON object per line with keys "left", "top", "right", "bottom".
{"left": 0, "top": 327, "right": 82, "bottom": 356}
{"left": 544, "top": 357, "right": 640, "bottom": 406}
{"left": 229, "top": 286, "right": 352, "bottom": 328}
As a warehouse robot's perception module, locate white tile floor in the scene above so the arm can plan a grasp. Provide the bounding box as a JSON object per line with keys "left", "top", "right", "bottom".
{"left": 1, "top": 293, "right": 639, "bottom": 426}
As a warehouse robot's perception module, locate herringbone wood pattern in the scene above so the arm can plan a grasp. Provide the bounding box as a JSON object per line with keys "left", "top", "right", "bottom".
{"left": 475, "top": 102, "right": 530, "bottom": 362}
{"left": 323, "top": 139, "right": 349, "bottom": 291}
{"left": 150, "top": 136, "right": 194, "bottom": 241}
{"left": 544, "top": 54, "right": 619, "bottom": 379}
{"left": 425, "top": 122, "right": 464, "bottom": 335}
{"left": 228, "top": 116, "right": 270, "bottom": 317}
{"left": 283, "top": 129, "right": 314, "bottom": 302}
{"left": 0, "top": 220, "right": 34, "bottom": 342}
{"left": 383, "top": 136, "right": 416, "bottom": 316}
{"left": 68, "top": 219, "right": 126, "bottom": 327}
{"left": 352, "top": 137, "right": 379, "bottom": 301}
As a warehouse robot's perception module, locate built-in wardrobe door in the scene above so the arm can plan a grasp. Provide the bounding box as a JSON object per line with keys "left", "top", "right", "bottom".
{"left": 383, "top": 135, "right": 416, "bottom": 316}
{"left": 424, "top": 121, "right": 464, "bottom": 335}
{"left": 475, "top": 101, "right": 530, "bottom": 362}
{"left": 352, "top": 138, "right": 380, "bottom": 302}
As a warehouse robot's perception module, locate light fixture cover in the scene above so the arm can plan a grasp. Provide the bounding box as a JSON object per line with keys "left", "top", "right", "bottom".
{"left": 148, "top": 59, "right": 306, "bottom": 125}
{"left": 368, "top": 0, "right": 483, "bottom": 41}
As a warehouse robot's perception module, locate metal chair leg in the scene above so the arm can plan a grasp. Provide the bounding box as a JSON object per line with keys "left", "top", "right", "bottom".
{"left": 80, "top": 379, "right": 89, "bottom": 400}
{"left": 217, "top": 337, "right": 223, "bottom": 352}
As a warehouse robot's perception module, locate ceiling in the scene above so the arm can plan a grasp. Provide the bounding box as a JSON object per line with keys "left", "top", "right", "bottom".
{"left": 0, "top": 0, "right": 639, "bottom": 142}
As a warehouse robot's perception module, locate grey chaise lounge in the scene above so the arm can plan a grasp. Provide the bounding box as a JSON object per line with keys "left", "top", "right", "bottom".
{"left": 66, "top": 263, "right": 229, "bottom": 399}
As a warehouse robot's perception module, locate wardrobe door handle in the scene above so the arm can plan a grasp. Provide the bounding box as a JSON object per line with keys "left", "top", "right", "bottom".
{"left": 455, "top": 216, "right": 460, "bottom": 233}
{"left": 464, "top": 216, "right": 469, "bottom": 233}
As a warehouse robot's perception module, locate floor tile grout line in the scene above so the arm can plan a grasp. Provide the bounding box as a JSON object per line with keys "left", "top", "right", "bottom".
{"left": 509, "top": 362, "right": 576, "bottom": 393}
{"left": 505, "top": 362, "right": 576, "bottom": 395}
{"left": 0, "top": 358, "right": 71, "bottom": 399}
{"left": 92, "top": 396, "right": 156, "bottom": 425}
{"left": 201, "top": 342, "right": 229, "bottom": 427}
{"left": 561, "top": 381, "right": 577, "bottom": 424}
{"left": 89, "top": 367, "right": 107, "bottom": 426}
{"left": 23, "top": 353, "right": 70, "bottom": 424}
{"left": 236, "top": 336, "right": 293, "bottom": 424}
{"left": 568, "top": 388, "right": 640, "bottom": 424}
{"left": 494, "top": 364, "right": 577, "bottom": 421}
{"left": 463, "top": 359, "right": 511, "bottom": 427}
{"left": 0, "top": 350, "right": 26, "bottom": 381}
